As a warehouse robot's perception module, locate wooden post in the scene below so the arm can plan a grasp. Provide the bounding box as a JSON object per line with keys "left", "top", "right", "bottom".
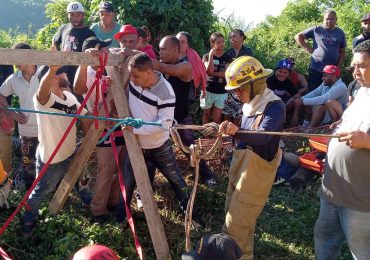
{"left": 0, "top": 48, "right": 171, "bottom": 259}
{"left": 106, "top": 64, "right": 172, "bottom": 260}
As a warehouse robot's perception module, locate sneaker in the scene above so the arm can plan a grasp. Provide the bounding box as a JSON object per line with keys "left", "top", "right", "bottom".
{"left": 21, "top": 221, "right": 36, "bottom": 238}
{"left": 93, "top": 215, "right": 107, "bottom": 225}
{"left": 134, "top": 189, "right": 143, "bottom": 209}
{"left": 302, "top": 120, "right": 310, "bottom": 128}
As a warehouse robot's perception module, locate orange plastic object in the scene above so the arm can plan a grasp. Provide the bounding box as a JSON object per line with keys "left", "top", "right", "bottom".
{"left": 299, "top": 150, "right": 325, "bottom": 174}
{"left": 309, "top": 137, "right": 330, "bottom": 152}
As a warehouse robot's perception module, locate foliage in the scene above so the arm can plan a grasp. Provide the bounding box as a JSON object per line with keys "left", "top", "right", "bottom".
{"left": 113, "top": 0, "right": 217, "bottom": 54}
{"left": 0, "top": 28, "right": 45, "bottom": 50}
{"left": 244, "top": 0, "right": 370, "bottom": 83}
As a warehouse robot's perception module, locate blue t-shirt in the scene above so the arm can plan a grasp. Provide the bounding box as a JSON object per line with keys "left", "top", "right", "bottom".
{"left": 303, "top": 25, "right": 346, "bottom": 71}
{"left": 90, "top": 22, "right": 121, "bottom": 48}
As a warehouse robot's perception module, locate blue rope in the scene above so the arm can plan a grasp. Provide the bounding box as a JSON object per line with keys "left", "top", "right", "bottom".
{"left": 1, "top": 107, "right": 163, "bottom": 145}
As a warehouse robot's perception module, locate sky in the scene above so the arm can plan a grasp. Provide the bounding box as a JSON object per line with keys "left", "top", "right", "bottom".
{"left": 213, "top": 0, "right": 290, "bottom": 26}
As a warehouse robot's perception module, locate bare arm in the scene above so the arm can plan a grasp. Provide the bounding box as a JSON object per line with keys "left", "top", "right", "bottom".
{"left": 37, "top": 66, "right": 60, "bottom": 105}
{"left": 337, "top": 48, "right": 346, "bottom": 68}
{"left": 205, "top": 49, "right": 215, "bottom": 75}
{"left": 298, "top": 73, "right": 308, "bottom": 95}
{"left": 152, "top": 59, "right": 192, "bottom": 82}
{"left": 294, "top": 32, "right": 313, "bottom": 54}
{"left": 74, "top": 66, "right": 88, "bottom": 95}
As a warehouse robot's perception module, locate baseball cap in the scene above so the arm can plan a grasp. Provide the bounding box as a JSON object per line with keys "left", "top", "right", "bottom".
{"left": 322, "top": 65, "right": 341, "bottom": 77}
{"left": 276, "top": 59, "right": 293, "bottom": 71}
{"left": 181, "top": 233, "right": 243, "bottom": 260}
{"left": 82, "top": 36, "right": 112, "bottom": 52}
{"left": 114, "top": 24, "right": 138, "bottom": 40}
{"left": 67, "top": 2, "right": 84, "bottom": 13}
{"left": 361, "top": 13, "right": 370, "bottom": 22}
{"left": 99, "top": 1, "right": 115, "bottom": 12}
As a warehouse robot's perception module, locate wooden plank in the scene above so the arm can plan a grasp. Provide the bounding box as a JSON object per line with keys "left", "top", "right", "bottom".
{"left": 48, "top": 114, "right": 106, "bottom": 215}
{"left": 0, "top": 48, "right": 125, "bottom": 66}
{"left": 106, "top": 64, "right": 172, "bottom": 260}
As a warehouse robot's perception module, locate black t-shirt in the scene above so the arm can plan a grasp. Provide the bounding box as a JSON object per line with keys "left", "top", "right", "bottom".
{"left": 203, "top": 52, "right": 232, "bottom": 94}
{"left": 0, "top": 65, "right": 14, "bottom": 86}
{"left": 225, "top": 45, "right": 253, "bottom": 59}
{"left": 53, "top": 24, "right": 95, "bottom": 87}
{"left": 167, "top": 75, "right": 191, "bottom": 121}
{"left": 267, "top": 75, "right": 298, "bottom": 103}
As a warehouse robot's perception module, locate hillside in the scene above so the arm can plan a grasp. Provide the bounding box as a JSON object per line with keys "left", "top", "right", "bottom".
{"left": 0, "top": 0, "right": 51, "bottom": 33}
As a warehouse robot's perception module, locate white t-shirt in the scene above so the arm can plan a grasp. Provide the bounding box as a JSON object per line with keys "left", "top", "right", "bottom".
{"left": 0, "top": 67, "right": 42, "bottom": 137}
{"left": 34, "top": 91, "right": 87, "bottom": 164}
{"left": 84, "top": 66, "right": 106, "bottom": 113}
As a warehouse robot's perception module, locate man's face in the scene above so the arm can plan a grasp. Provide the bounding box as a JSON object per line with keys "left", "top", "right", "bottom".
{"left": 322, "top": 73, "right": 336, "bottom": 86}
{"left": 129, "top": 67, "right": 151, "bottom": 88}
{"left": 15, "top": 64, "right": 35, "bottom": 74}
{"left": 99, "top": 11, "right": 114, "bottom": 25}
{"left": 275, "top": 68, "right": 290, "bottom": 82}
{"left": 56, "top": 73, "right": 70, "bottom": 89}
{"left": 159, "top": 38, "right": 178, "bottom": 64}
{"left": 362, "top": 20, "right": 370, "bottom": 36}
{"left": 323, "top": 13, "right": 337, "bottom": 29}
{"left": 68, "top": 12, "right": 84, "bottom": 28}
{"left": 119, "top": 34, "right": 138, "bottom": 50}
{"left": 352, "top": 52, "right": 370, "bottom": 87}
{"left": 235, "top": 85, "right": 251, "bottom": 103}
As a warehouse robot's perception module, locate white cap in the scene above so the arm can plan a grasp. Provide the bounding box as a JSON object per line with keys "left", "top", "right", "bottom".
{"left": 67, "top": 2, "right": 84, "bottom": 13}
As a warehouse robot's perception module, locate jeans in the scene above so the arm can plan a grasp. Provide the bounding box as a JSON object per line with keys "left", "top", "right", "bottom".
{"left": 23, "top": 153, "right": 91, "bottom": 224}
{"left": 117, "top": 139, "right": 190, "bottom": 220}
{"left": 21, "top": 136, "right": 38, "bottom": 189}
{"left": 308, "top": 69, "right": 323, "bottom": 92}
{"left": 176, "top": 116, "right": 215, "bottom": 181}
{"left": 314, "top": 198, "right": 370, "bottom": 260}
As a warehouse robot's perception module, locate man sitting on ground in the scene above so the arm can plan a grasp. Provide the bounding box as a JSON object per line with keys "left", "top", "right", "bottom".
{"left": 295, "top": 65, "right": 348, "bottom": 127}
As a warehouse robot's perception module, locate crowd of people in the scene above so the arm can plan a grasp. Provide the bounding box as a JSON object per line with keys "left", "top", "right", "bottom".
{"left": 1, "top": 1, "right": 370, "bottom": 259}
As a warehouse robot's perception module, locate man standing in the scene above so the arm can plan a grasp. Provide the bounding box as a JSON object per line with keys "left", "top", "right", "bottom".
{"left": 353, "top": 13, "right": 370, "bottom": 48}
{"left": 153, "top": 36, "right": 217, "bottom": 186}
{"left": 121, "top": 53, "right": 200, "bottom": 225}
{"left": 295, "top": 65, "right": 348, "bottom": 127}
{"left": 90, "top": 1, "right": 121, "bottom": 48}
{"left": 0, "top": 43, "right": 41, "bottom": 189}
{"left": 52, "top": 1, "right": 95, "bottom": 92}
{"left": 314, "top": 40, "right": 370, "bottom": 259}
{"left": 219, "top": 56, "right": 285, "bottom": 259}
{"left": 295, "top": 10, "right": 346, "bottom": 91}
{"left": 21, "top": 65, "right": 88, "bottom": 237}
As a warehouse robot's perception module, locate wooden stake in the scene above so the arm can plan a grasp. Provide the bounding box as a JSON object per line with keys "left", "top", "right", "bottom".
{"left": 106, "top": 64, "right": 172, "bottom": 260}
{"left": 0, "top": 48, "right": 125, "bottom": 66}
{"left": 48, "top": 112, "right": 106, "bottom": 214}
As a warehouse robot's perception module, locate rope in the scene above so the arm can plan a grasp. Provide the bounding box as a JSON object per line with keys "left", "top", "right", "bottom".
{"left": 0, "top": 107, "right": 163, "bottom": 145}
{"left": 170, "top": 125, "right": 224, "bottom": 252}
{"left": 173, "top": 122, "right": 339, "bottom": 139}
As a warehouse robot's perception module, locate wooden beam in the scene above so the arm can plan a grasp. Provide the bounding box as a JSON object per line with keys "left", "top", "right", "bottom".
{"left": 48, "top": 113, "right": 106, "bottom": 215}
{"left": 106, "top": 64, "right": 172, "bottom": 260}
{"left": 0, "top": 48, "right": 125, "bottom": 66}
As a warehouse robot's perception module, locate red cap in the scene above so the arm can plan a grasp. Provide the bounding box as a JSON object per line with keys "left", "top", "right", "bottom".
{"left": 362, "top": 13, "right": 370, "bottom": 22}
{"left": 322, "top": 65, "right": 341, "bottom": 77}
{"left": 113, "top": 24, "right": 138, "bottom": 40}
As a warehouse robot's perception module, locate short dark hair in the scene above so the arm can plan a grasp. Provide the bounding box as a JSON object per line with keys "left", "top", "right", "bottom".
{"left": 12, "top": 43, "right": 32, "bottom": 50}
{"left": 163, "top": 35, "right": 180, "bottom": 49}
{"left": 230, "top": 29, "right": 246, "bottom": 40}
{"left": 128, "top": 53, "right": 153, "bottom": 71}
{"left": 324, "top": 10, "right": 337, "bottom": 17}
{"left": 176, "top": 31, "right": 191, "bottom": 45}
{"left": 353, "top": 39, "right": 370, "bottom": 55}
{"left": 210, "top": 32, "right": 224, "bottom": 44}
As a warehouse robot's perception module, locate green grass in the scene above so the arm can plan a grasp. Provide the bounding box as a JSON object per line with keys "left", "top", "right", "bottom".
{"left": 0, "top": 164, "right": 352, "bottom": 259}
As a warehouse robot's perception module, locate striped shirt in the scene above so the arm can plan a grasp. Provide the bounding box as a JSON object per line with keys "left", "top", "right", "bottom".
{"left": 129, "top": 72, "right": 176, "bottom": 149}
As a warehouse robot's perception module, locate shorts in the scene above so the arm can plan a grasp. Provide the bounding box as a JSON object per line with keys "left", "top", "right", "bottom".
{"left": 200, "top": 91, "right": 227, "bottom": 110}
